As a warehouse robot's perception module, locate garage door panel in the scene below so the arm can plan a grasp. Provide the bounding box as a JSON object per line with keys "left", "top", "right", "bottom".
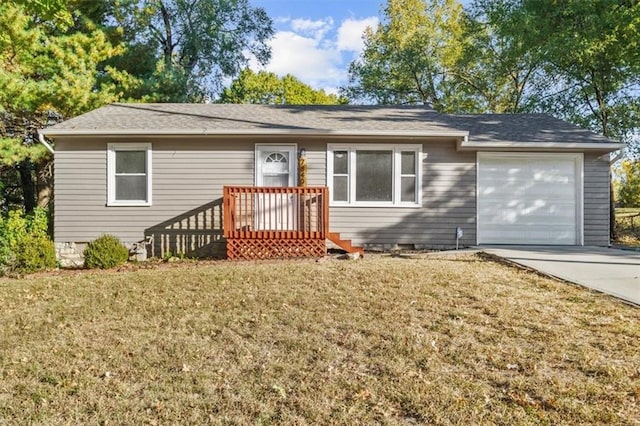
{"left": 480, "top": 180, "right": 575, "bottom": 196}
{"left": 479, "top": 207, "right": 576, "bottom": 224}
{"left": 479, "top": 199, "right": 577, "bottom": 211}
{"left": 478, "top": 154, "right": 581, "bottom": 245}
{"left": 482, "top": 188, "right": 575, "bottom": 201}
{"left": 480, "top": 226, "right": 576, "bottom": 245}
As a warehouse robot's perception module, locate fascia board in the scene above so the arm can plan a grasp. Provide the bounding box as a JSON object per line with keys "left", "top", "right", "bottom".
{"left": 39, "top": 128, "right": 470, "bottom": 138}
{"left": 458, "top": 140, "right": 623, "bottom": 152}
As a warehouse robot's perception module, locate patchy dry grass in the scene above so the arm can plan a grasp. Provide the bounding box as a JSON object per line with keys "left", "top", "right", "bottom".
{"left": 616, "top": 208, "right": 640, "bottom": 247}
{"left": 0, "top": 253, "right": 638, "bottom": 425}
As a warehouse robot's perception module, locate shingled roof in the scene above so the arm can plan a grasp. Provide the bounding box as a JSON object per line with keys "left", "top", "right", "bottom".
{"left": 40, "top": 103, "right": 621, "bottom": 149}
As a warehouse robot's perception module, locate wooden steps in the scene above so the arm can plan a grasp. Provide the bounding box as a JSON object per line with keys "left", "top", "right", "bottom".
{"left": 328, "top": 232, "right": 364, "bottom": 256}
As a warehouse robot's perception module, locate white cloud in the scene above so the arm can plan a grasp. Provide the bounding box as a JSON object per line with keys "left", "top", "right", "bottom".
{"left": 260, "top": 31, "right": 344, "bottom": 88}
{"left": 323, "top": 86, "right": 339, "bottom": 96}
{"left": 291, "top": 17, "right": 334, "bottom": 40}
{"left": 337, "top": 17, "right": 378, "bottom": 52}
{"left": 248, "top": 15, "right": 378, "bottom": 93}
{"left": 274, "top": 16, "right": 291, "bottom": 25}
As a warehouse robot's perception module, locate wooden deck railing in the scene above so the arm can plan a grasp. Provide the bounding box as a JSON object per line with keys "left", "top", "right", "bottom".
{"left": 223, "top": 186, "right": 329, "bottom": 240}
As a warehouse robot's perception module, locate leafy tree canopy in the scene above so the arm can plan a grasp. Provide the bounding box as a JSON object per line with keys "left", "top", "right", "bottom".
{"left": 0, "top": 0, "right": 133, "bottom": 212}
{"left": 342, "top": 0, "right": 544, "bottom": 113}
{"left": 0, "top": 0, "right": 275, "bottom": 213}
{"left": 220, "top": 69, "right": 347, "bottom": 105}
{"left": 477, "top": 0, "right": 640, "bottom": 147}
{"left": 344, "top": 0, "right": 639, "bottom": 151}
{"left": 0, "top": 0, "right": 130, "bottom": 124}
{"left": 342, "top": 0, "right": 466, "bottom": 109}
{"left": 615, "top": 160, "right": 640, "bottom": 207}
{"left": 99, "top": 0, "right": 274, "bottom": 101}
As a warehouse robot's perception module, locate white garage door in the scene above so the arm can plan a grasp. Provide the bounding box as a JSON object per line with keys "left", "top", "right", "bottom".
{"left": 477, "top": 153, "right": 582, "bottom": 245}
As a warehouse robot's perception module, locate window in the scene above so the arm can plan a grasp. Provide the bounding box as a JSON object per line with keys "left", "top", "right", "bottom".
{"left": 332, "top": 150, "right": 349, "bottom": 202}
{"left": 107, "top": 143, "right": 152, "bottom": 206}
{"left": 327, "top": 145, "right": 421, "bottom": 206}
{"left": 263, "top": 152, "right": 289, "bottom": 187}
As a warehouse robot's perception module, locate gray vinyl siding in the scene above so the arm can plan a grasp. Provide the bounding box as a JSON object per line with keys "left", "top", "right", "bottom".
{"left": 301, "top": 140, "right": 477, "bottom": 248}
{"left": 583, "top": 152, "right": 611, "bottom": 246}
{"left": 54, "top": 137, "right": 612, "bottom": 257}
{"left": 54, "top": 137, "right": 257, "bottom": 256}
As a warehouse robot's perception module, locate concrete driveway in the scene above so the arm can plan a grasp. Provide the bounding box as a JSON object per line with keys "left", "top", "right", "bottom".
{"left": 481, "top": 246, "right": 640, "bottom": 306}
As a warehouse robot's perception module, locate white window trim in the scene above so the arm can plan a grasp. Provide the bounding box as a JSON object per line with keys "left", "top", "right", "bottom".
{"left": 327, "top": 144, "right": 422, "bottom": 207}
{"left": 107, "top": 142, "right": 152, "bottom": 206}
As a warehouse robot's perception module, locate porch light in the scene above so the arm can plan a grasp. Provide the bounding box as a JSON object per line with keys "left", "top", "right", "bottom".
{"left": 299, "top": 148, "right": 307, "bottom": 158}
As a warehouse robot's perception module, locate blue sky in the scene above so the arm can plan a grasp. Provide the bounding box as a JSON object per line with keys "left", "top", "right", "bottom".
{"left": 252, "top": 0, "right": 382, "bottom": 20}
{"left": 248, "top": 1, "right": 383, "bottom": 93}
{"left": 249, "top": 1, "right": 471, "bottom": 94}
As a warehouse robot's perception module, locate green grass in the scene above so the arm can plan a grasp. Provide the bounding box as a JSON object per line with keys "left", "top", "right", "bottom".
{"left": 0, "top": 254, "right": 639, "bottom": 424}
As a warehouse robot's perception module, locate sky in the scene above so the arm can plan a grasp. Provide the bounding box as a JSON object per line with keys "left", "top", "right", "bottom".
{"left": 249, "top": 0, "right": 383, "bottom": 94}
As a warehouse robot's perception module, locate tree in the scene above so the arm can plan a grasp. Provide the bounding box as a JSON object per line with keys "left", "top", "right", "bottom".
{"left": 343, "top": 0, "right": 466, "bottom": 109}
{"left": 103, "top": 0, "right": 274, "bottom": 101}
{"left": 454, "top": 2, "right": 549, "bottom": 113}
{"left": 508, "top": 0, "right": 640, "bottom": 135}
{"left": 0, "top": 0, "right": 132, "bottom": 214}
{"left": 477, "top": 0, "right": 640, "bottom": 146}
{"left": 615, "top": 160, "right": 640, "bottom": 207}
{"left": 343, "top": 0, "right": 544, "bottom": 113}
{"left": 220, "top": 69, "right": 347, "bottom": 105}
{"left": 1, "top": 0, "right": 274, "bottom": 214}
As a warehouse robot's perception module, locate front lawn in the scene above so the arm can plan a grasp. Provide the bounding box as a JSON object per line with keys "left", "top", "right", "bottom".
{"left": 0, "top": 254, "right": 638, "bottom": 424}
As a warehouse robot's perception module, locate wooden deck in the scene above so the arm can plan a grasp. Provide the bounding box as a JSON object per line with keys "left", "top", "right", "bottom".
{"left": 223, "top": 186, "right": 330, "bottom": 260}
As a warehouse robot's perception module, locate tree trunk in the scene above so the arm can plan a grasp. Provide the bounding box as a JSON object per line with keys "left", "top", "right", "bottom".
{"left": 17, "top": 161, "right": 36, "bottom": 214}
{"left": 36, "top": 161, "right": 52, "bottom": 209}
{"left": 36, "top": 160, "right": 53, "bottom": 237}
{"left": 159, "top": 1, "right": 174, "bottom": 69}
{"left": 610, "top": 180, "right": 616, "bottom": 242}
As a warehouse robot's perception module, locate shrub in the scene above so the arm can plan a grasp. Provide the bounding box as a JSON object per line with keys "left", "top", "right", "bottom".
{"left": 83, "top": 235, "right": 129, "bottom": 269}
{"left": 615, "top": 160, "right": 640, "bottom": 207}
{"left": 14, "top": 234, "right": 57, "bottom": 273}
{"left": 0, "top": 208, "right": 54, "bottom": 275}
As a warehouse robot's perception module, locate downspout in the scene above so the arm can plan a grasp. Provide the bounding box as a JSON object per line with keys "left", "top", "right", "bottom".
{"left": 608, "top": 148, "right": 624, "bottom": 165}
{"left": 38, "top": 133, "right": 55, "bottom": 154}
{"left": 607, "top": 148, "right": 624, "bottom": 244}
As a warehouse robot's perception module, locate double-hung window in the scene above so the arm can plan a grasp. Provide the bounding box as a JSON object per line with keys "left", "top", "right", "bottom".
{"left": 327, "top": 144, "right": 421, "bottom": 206}
{"left": 107, "top": 143, "right": 152, "bottom": 206}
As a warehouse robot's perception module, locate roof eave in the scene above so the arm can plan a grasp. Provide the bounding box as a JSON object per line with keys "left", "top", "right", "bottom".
{"left": 39, "top": 128, "right": 470, "bottom": 138}
{"left": 458, "top": 140, "right": 623, "bottom": 152}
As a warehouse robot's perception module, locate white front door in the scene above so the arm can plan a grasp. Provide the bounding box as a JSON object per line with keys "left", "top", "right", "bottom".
{"left": 255, "top": 145, "right": 297, "bottom": 230}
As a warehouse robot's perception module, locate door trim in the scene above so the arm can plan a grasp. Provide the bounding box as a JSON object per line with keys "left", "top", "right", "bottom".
{"left": 255, "top": 144, "right": 298, "bottom": 187}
